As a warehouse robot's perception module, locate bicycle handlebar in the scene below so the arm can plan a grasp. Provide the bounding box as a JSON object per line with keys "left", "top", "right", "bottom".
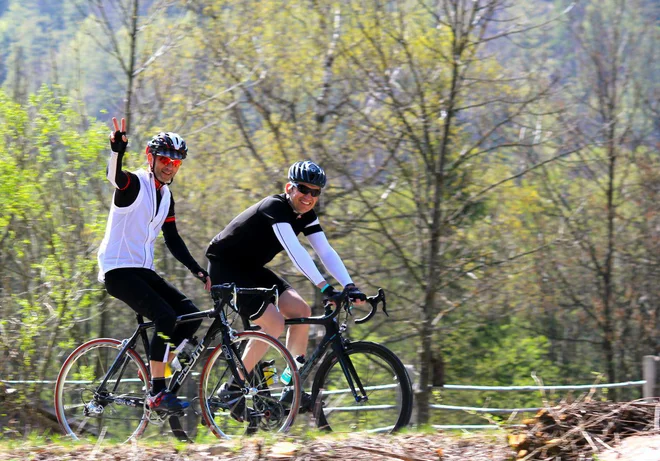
{"left": 210, "top": 282, "right": 388, "bottom": 325}
{"left": 210, "top": 283, "right": 279, "bottom": 312}
{"left": 323, "top": 287, "right": 388, "bottom": 324}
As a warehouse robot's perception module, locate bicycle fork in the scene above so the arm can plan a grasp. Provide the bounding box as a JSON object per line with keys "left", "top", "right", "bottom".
{"left": 333, "top": 341, "right": 368, "bottom": 403}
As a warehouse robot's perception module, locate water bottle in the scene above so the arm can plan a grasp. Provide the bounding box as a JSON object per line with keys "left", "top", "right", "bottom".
{"left": 280, "top": 355, "right": 305, "bottom": 385}
{"left": 280, "top": 366, "right": 293, "bottom": 385}
{"left": 260, "top": 360, "right": 279, "bottom": 386}
{"left": 170, "top": 337, "right": 197, "bottom": 372}
{"left": 179, "top": 338, "right": 197, "bottom": 366}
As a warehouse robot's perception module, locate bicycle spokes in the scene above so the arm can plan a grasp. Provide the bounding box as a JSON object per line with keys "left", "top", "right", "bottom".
{"left": 199, "top": 331, "right": 301, "bottom": 438}
{"left": 55, "top": 339, "right": 150, "bottom": 444}
{"left": 313, "top": 342, "right": 412, "bottom": 434}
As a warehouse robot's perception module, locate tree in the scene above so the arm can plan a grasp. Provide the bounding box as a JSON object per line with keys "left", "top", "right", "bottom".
{"left": 0, "top": 87, "right": 107, "bottom": 421}
{"left": 318, "top": 0, "right": 565, "bottom": 423}
{"left": 520, "top": 0, "right": 659, "bottom": 389}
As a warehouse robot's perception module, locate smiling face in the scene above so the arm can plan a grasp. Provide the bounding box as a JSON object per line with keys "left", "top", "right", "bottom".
{"left": 147, "top": 152, "right": 182, "bottom": 184}
{"left": 286, "top": 181, "right": 321, "bottom": 214}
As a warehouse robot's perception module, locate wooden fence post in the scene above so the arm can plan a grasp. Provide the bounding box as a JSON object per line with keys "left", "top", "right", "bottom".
{"left": 643, "top": 355, "right": 657, "bottom": 399}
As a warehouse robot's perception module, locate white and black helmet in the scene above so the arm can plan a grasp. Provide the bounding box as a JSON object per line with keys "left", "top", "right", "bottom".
{"left": 147, "top": 132, "right": 188, "bottom": 159}
{"left": 288, "top": 160, "right": 327, "bottom": 188}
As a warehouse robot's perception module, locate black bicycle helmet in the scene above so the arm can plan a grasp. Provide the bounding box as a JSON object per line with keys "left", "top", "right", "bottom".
{"left": 288, "top": 160, "right": 327, "bottom": 188}
{"left": 146, "top": 132, "right": 188, "bottom": 159}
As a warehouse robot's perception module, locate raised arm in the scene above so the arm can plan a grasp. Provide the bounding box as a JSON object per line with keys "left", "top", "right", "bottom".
{"left": 107, "top": 117, "right": 131, "bottom": 190}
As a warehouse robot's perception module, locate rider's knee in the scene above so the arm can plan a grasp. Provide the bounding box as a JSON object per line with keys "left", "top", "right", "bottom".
{"left": 155, "top": 314, "right": 177, "bottom": 337}
{"left": 298, "top": 302, "right": 312, "bottom": 319}
{"left": 287, "top": 300, "right": 311, "bottom": 319}
{"left": 280, "top": 290, "right": 312, "bottom": 319}
{"left": 265, "top": 312, "right": 285, "bottom": 338}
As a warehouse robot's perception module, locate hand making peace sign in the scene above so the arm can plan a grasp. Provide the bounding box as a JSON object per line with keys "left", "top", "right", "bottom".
{"left": 109, "top": 117, "right": 129, "bottom": 154}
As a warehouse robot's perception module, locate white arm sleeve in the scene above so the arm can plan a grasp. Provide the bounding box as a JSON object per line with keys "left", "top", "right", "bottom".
{"left": 107, "top": 151, "right": 120, "bottom": 188}
{"left": 272, "top": 223, "right": 325, "bottom": 285}
{"left": 306, "top": 230, "right": 354, "bottom": 287}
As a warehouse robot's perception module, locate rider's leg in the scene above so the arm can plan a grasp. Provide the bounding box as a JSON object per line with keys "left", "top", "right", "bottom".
{"left": 148, "top": 273, "right": 203, "bottom": 350}
{"left": 104, "top": 268, "right": 196, "bottom": 399}
{"left": 277, "top": 288, "right": 312, "bottom": 359}
{"left": 274, "top": 289, "right": 315, "bottom": 411}
{"left": 243, "top": 304, "right": 285, "bottom": 374}
{"left": 104, "top": 269, "right": 193, "bottom": 411}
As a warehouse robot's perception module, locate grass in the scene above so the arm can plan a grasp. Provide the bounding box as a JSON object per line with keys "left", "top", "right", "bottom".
{"left": 0, "top": 423, "right": 513, "bottom": 461}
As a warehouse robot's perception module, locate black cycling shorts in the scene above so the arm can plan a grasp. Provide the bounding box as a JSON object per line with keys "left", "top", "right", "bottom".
{"left": 207, "top": 261, "right": 290, "bottom": 320}
{"left": 104, "top": 267, "right": 201, "bottom": 361}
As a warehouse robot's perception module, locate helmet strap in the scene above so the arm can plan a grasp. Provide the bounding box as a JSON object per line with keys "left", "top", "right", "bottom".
{"left": 147, "top": 148, "right": 174, "bottom": 187}
{"left": 286, "top": 195, "right": 303, "bottom": 216}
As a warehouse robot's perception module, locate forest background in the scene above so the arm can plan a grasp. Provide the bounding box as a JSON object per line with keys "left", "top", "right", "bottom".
{"left": 0, "top": 0, "right": 658, "bottom": 430}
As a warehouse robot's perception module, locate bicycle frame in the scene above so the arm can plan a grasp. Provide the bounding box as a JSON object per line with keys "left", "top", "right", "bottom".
{"left": 282, "top": 289, "right": 387, "bottom": 403}
{"left": 94, "top": 284, "right": 279, "bottom": 405}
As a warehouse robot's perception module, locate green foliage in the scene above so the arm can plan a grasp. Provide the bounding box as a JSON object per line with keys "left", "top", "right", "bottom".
{"left": 0, "top": 86, "right": 107, "bottom": 395}
{"left": 0, "top": 0, "right": 657, "bottom": 434}
{"left": 447, "top": 317, "right": 561, "bottom": 386}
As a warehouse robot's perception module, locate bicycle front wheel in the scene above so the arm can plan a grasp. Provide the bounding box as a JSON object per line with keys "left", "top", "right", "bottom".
{"left": 199, "top": 331, "right": 301, "bottom": 438}
{"left": 54, "top": 338, "right": 150, "bottom": 443}
{"left": 311, "top": 341, "right": 413, "bottom": 434}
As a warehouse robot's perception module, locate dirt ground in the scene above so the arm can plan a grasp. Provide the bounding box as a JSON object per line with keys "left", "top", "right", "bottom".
{"left": 598, "top": 434, "right": 660, "bottom": 461}
{"left": 3, "top": 430, "right": 660, "bottom": 460}
{"left": 0, "top": 432, "right": 515, "bottom": 461}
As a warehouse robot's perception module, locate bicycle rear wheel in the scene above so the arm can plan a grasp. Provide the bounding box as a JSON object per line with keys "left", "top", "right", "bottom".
{"left": 54, "top": 338, "right": 150, "bottom": 443}
{"left": 311, "top": 341, "right": 413, "bottom": 434}
{"left": 199, "top": 331, "right": 301, "bottom": 438}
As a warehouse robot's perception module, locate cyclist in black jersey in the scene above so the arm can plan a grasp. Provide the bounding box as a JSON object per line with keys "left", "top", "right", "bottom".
{"left": 97, "top": 117, "right": 212, "bottom": 413}
{"left": 206, "top": 160, "right": 365, "bottom": 410}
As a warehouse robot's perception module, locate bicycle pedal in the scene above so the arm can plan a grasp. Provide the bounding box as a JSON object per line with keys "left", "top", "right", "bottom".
{"left": 151, "top": 407, "right": 186, "bottom": 418}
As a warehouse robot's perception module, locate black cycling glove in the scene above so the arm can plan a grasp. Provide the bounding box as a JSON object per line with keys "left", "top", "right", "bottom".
{"left": 346, "top": 285, "right": 367, "bottom": 302}
{"left": 110, "top": 130, "right": 128, "bottom": 154}
{"left": 193, "top": 268, "right": 210, "bottom": 283}
{"left": 321, "top": 284, "right": 339, "bottom": 302}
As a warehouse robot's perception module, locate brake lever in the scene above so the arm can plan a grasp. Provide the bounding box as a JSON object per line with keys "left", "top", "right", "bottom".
{"left": 378, "top": 288, "right": 388, "bottom": 317}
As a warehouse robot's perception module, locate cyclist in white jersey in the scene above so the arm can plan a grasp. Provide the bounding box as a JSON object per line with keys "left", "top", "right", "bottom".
{"left": 98, "top": 117, "right": 211, "bottom": 413}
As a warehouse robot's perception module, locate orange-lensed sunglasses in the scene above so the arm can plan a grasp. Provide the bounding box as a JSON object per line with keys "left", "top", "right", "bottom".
{"left": 157, "top": 156, "right": 182, "bottom": 168}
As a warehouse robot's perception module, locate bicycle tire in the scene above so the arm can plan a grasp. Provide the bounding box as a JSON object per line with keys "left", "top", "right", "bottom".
{"left": 198, "top": 331, "right": 301, "bottom": 438}
{"left": 54, "top": 338, "right": 151, "bottom": 443}
{"left": 311, "top": 341, "right": 413, "bottom": 434}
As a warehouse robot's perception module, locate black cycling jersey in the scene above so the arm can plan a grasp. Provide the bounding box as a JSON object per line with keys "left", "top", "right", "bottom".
{"left": 206, "top": 194, "right": 322, "bottom": 268}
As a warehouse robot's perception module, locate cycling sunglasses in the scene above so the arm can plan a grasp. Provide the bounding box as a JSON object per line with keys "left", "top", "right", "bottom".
{"left": 157, "top": 155, "right": 182, "bottom": 168}
{"left": 292, "top": 182, "right": 322, "bottom": 197}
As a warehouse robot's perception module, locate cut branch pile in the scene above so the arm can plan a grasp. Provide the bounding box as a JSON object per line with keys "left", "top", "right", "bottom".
{"left": 508, "top": 400, "right": 660, "bottom": 460}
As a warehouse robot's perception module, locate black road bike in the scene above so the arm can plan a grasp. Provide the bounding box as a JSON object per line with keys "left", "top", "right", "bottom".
{"left": 54, "top": 284, "right": 301, "bottom": 443}
{"left": 244, "top": 287, "right": 413, "bottom": 434}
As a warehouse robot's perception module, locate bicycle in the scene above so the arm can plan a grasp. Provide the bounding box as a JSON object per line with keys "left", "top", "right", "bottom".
{"left": 54, "top": 283, "right": 302, "bottom": 443}
{"left": 243, "top": 287, "right": 413, "bottom": 434}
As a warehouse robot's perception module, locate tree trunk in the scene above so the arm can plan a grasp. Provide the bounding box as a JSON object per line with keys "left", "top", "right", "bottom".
{"left": 416, "top": 320, "right": 434, "bottom": 424}
{"left": 124, "top": 0, "right": 139, "bottom": 129}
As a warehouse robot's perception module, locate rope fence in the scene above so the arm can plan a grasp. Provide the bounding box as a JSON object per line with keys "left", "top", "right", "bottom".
{"left": 426, "top": 379, "right": 647, "bottom": 430}
{"left": 3, "top": 356, "right": 657, "bottom": 432}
